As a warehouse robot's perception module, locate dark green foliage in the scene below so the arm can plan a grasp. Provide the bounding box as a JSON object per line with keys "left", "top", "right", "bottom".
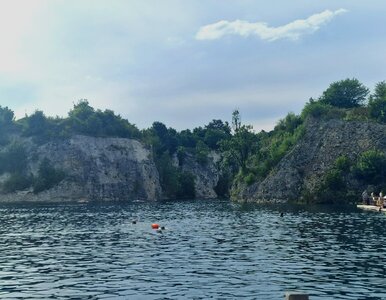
{"left": 275, "top": 112, "right": 302, "bottom": 133}
{"left": 319, "top": 78, "right": 369, "bottom": 108}
{"left": 23, "top": 110, "right": 48, "bottom": 136}
{"left": 143, "top": 122, "right": 179, "bottom": 156}
{"left": 244, "top": 172, "right": 256, "bottom": 186}
{"left": 176, "top": 146, "right": 187, "bottom": 166}
{"left": 301, "top": 99, "right": 332, "bottom": 119}
{"left": 354, "top": 150, "right": 386, "bottom": 184}
{"left": 155, "top": 152, "right": 179, "bottom": 197}
{"left": 176, "top": 171, "right": 195, "bottom": 199}
{"left": 177, "top": 129, "right": 197, "bottom": 148}
{"left": 220, "top": 124, "right": 258, "bottom": 173}
{"left": 306, "top": 157, "right": 351, "bottom": 205}
{"left": 253, "top": 115, "right": 305, "bottom": 178}
{"left": 203, "top": 119, "right": 231, "bottom": 150}
{"left": 0, "top": 143, "right": 32, "bottom": 193}
{"left": 195, "top": 140, "right": 209, "bottom": 165}
{"left": 0, "top": 142, "right": 28, "bottom": 174}
{"left": 334, "top": 155, "right": 351, "bottom": 172}
{"left": 0, "top": 106, "right": 15, "bottom": 145}
{"left": 368, "top": 81, "right": 386, "bottom": 123}
{"left": 67, "top": 100, "right": 141, "bottom": 139}
{"left": 33, "top": 158, "right": 65, "bottom": 194}
{"left": 155, "top": 152, "right": 195, "bottom": 199}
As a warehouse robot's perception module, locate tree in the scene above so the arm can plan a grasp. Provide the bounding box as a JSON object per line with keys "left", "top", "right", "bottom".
{"left": 354, "top": 150, "right": 386, "bottom": 184}
{"left": 232, "top": 109, "right": 241, "bottom": 132}
{"left": 24, "top": 110, "right": 48, "bottom": 136}
{"left": 204, "top": 119, "right": 231, "bottom": 150}
{"left": 0, "top": 106, "right": 14, "bottom": 128}
{"left": 221, "top": 110, "right": 258, "bottom": 172}
{"left": 369, "top": 81, "right": 386, "bottom": 123}
{"left": 319, "top": 78, "right": 369, "bottom": 108}
{"left": 0, "top": 106, "right": 15, "bottom": 144}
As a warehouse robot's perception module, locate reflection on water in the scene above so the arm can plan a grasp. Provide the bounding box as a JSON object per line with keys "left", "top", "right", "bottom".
{"left": 0, "top": 200, "right": 385, "bottom": 299}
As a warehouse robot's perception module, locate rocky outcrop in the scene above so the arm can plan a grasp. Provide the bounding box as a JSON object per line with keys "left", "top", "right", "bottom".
{"left": 0, "top": 136, "right": 162, "bottom": 202}
{"left": 176, "top": 151, "right": 221, "bottom": 199}
{"left": 0, "top": 135, "right": 223, "bottom": 202}
{"left": 233, "top": 118, "right": 386, "bottom": 203}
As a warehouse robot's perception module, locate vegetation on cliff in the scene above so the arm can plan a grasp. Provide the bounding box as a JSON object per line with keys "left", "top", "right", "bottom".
{"left": 1, "top": 78, "right": 386, "bottom": 202}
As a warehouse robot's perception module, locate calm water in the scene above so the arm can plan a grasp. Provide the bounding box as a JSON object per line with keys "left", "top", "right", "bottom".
{"left": 0, "top": 200, "right": 385, "bottom": 300}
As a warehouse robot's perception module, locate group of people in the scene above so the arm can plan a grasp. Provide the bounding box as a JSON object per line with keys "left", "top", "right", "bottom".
{"left": 362, "top": 190, "right": 386, "bottom": 208}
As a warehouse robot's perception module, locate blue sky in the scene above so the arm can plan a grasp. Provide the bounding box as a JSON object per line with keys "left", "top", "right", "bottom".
{"left": 0, "top": 0, "right": 385, "bottom": 131}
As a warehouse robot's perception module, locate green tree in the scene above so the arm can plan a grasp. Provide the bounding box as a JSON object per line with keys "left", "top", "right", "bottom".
{"left": 221, "top": 110, "right": 258, "bottom": 173}
{"left": 204, "top": 119, "right": 231, "bottom": 150}
{"left": 319, "top": 78, "right": 369, "bottom": 108}
{"left": 0, "top": 106, "right": 15, "bottom": 145}
{"left": 368, "top": 81, "right": 386, "bottom": 123}
{"left": 23, "top": 110, "right": 48, "bottom": 136}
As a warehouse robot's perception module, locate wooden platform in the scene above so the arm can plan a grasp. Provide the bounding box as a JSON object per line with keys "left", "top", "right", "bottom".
{"left": 357, "top": 204, "right": 386, "bottom": 213}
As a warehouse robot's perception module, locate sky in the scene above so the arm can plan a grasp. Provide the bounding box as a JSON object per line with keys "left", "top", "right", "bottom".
{"left": 0, "top": 0, "right": 385, "bottom": 132}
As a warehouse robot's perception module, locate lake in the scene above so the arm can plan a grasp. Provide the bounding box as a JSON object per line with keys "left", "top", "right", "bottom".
{"left": 0, "top": 200, "right": 385, "bottom": 299}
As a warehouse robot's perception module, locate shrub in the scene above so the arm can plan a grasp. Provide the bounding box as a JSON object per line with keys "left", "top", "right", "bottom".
{"left": 354, "top": 150, "right": 386, "bottom": 184}
{"left": 301, "top": 100, "right": 332, "bottom": 119}
{"left": 334, "top": 155, "right": 351, "bottom": 172}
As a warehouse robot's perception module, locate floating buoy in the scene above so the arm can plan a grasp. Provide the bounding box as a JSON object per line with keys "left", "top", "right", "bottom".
{"left": 151, "top": 223, "right": 160, "bottom": 229}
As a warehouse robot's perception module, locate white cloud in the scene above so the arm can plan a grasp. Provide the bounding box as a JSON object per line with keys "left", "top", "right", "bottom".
{"left": 196, "top": 9, "right": 348, "bottom": 41}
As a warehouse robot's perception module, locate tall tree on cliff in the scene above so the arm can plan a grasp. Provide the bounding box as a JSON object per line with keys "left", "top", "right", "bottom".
{"left": 319, "top": 78, "right": 369, "bottom": 108}
{"left": 220, "top": 110, "right": 258, "bottom": 173}
{"left": 369, "top": 81, "right": 386, "bottom": 123}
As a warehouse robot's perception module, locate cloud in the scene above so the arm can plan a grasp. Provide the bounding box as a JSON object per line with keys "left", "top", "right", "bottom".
{"left": 196, "top": 9, "right": 348, "bottom": 41}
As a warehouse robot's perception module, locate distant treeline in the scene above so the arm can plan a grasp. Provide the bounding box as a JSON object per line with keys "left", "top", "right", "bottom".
{"left": 1, "top": 78, "right": 386, "bottom": 201}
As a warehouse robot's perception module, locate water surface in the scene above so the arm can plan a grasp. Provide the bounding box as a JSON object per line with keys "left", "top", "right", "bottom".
{"left": 0, "top": 200, "right": 385, "bottom": 299}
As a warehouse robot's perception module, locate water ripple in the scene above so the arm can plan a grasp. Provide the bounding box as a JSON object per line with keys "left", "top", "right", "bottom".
{"left": 0, "top": 201, "right": 386, "bottom": 299}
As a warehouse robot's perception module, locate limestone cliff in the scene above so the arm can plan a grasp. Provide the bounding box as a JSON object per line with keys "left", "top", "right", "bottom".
{"left": 0, "top": 136, "right": 162, "bottom": 202}
{"left": 175, "top": 151, "right": 221, "bottom": 199}
{"left": 0, "top": 135, "right": 222, "bottom": 202}
{"left": 232, "top": 118, "right": 386, "bottom": 203}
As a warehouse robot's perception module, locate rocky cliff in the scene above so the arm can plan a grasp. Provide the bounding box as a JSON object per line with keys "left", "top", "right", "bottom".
{"left": 0, "top": 135, "right": 221, "bottom": 202}
{"left": 232, "top": 118, "right": 386, "bottom": 203}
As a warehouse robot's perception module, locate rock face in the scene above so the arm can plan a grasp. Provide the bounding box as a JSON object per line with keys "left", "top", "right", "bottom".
{"left": 233, "top": 118, "right": 386, "bottom": 203}
{"left": 0, "top": 135, "right": 222, "bottom": 202}
{"left": 177, "top": 152, "right": 221, "bottom": 199}
{"left": 0, "top": 136, "right": 162, "bottom": 202}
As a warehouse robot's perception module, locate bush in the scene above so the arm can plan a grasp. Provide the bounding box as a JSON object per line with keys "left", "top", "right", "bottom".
{"left": 195, "top": 141, "right": 209, "bottom": 165}
{"left": 244, "top": 173, "right": 256, "bottom": 186}
{"left": 354, "top": 150, "right": 386, "bottom": 184}
{"left": 301, "top": 100, "right": 332, "bottom": 119}
{"left": 334, "top": 155, "right": 351, "bottom": 172}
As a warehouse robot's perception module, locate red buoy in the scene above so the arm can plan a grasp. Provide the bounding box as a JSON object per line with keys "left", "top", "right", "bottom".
{"left": 151, "top": 223, "right": 160, "bottom": 229}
